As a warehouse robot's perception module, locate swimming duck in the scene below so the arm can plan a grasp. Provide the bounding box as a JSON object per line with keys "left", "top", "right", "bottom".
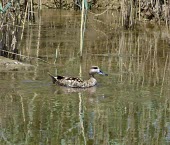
{"left": 48, "top": 66, "right": 108, "bottom": 88}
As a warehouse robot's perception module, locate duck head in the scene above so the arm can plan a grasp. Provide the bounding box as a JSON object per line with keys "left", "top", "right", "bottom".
{"left": 89, "top": 66, "right": 108, "bottom": 77}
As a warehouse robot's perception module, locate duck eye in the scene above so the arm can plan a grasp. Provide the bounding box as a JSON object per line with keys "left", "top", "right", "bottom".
{"left": 92, "top": 66, "right": 98, "bottom": 69}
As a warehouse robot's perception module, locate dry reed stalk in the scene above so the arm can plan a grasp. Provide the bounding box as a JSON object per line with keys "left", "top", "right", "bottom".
{"left": 121, "top": 0, "right": 125, "bottom": 27}
{"left": 80, "top": 0, "right": 85, "bottom": 57}
{"left": 136, "top": 36, "right": 140, "bottom": 88}
{"left": 20, "top": 94, "right": 26, "bottom": 122}
{"left": 153, "top": 36, "right": 159, "bottom": 85}
{"left": 78, "top": 92, "right": 86, "bottom": 145}
{"left": 79, "top": 63, "right": 82, "bottom": 78}
{"left": 118, "top": 32, "right": 125, "bottom": 83}
{"left": 54, "top": 43, "right": 60, "bottom": 64}
{"left": 30, "top": 0, "right": 33, "bottom": 20}
{"left": 89, "top": 6, "right": 110, "bottom": 17}
{"left": 156, "top": 0, "right": 161, "bottom": 25}
{"left": 38, "top": 0, "right": 42, "bottom": 10}
{"left": 20, "top": 1, "right": 28, "bottom": 41}
{"left": 36, "top": 12, "right": 41, "bottom": 59}
{"left": 139, "top": 0, "right": 141, "bottom": 21}
{"left": 148, "top": 39, "right": 152, "bottom": 86}
{"left": 27, "top": 26, "right": 32, "bottom": 59}
{"left": 128, "top": 33, "right": 133, "bottom": 84}
{"left": 27, "top": 1, "right": 30, "bottom": 22}
{"left": 160, "top": 54, "right": 169, "bottom": 97}
{"left": 141, "top": 56, "right": 145, "bottom": 87}
{"left": 164, "top": 0, "right": 169, "bottom": 27}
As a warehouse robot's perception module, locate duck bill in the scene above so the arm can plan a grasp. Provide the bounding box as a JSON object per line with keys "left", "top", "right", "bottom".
{"left": 98, "top": 70, "right": 108, "bottom": 76}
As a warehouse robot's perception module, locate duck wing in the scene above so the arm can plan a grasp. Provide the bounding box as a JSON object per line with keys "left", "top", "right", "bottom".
{"left": 48, "top": 72, "right": 84, "bottom": 87}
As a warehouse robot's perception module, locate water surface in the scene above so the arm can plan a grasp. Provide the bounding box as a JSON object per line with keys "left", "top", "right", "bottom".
{"left": 0, "top": 9, "right": 170, "bottom": 145}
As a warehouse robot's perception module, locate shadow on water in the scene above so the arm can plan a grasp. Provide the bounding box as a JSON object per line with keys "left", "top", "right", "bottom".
{"left": 0, "top": 9, "right": 170, "bottom": 144}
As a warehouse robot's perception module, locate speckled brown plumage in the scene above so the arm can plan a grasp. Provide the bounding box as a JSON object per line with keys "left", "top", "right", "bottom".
{"left": 48, "top": 66, "right": 108, "bottom": 88}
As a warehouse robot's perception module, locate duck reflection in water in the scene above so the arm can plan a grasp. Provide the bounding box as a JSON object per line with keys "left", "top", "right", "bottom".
{"left": 54, "top": 85, "right": 97, "bottom": 94}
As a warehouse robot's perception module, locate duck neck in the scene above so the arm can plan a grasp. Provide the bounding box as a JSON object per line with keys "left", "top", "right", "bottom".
{"left": 89, "top": 74, "right": 95, "bottom": 78}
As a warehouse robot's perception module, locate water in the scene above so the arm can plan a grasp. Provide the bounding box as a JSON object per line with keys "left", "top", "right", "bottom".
{"left": 0, "top": 10, "right": 170, "bottom": 145}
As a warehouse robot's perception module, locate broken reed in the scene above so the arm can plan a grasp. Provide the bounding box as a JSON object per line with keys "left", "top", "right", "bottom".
{"left": 0, "top": 49, "right": 52, "bottom": 64}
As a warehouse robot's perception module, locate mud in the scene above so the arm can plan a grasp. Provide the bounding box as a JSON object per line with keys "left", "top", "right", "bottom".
{"left": 0, "top": 56, "right": 34, "bottom": 71}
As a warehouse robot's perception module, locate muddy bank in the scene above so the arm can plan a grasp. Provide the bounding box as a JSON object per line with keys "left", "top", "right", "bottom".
{"left": 0, "top": 56, "right": 34, "bottom": 71}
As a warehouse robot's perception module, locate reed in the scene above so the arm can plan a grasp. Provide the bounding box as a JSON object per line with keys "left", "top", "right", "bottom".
{"left": 160, "top": 54, "right": 169, "bottom": 97}
{"left": 54, "top": 43, "right": 60, "bottom": 64}
{"left": 119, "top": 0, "right": 170, "bottom": 29}
{"left": 38, "top": 0, "right": 42, "bottom": 10}
{"left": 30, "top": 0, "right": 35, "bottom": 22}
{"left": 79, "top": 92, "right": 86, "bottom": 145}
{"left": 1, "top": 5, "right": 170, "bottom": 145}
{"left": 20, "top": 1, "right": 28, "bottom": 41}
{"left": 80, "top": 0, "right": 85, "bottom": 57}
{"left": 1, "top": 87, "right": 170, "bottom": 144}
{"left": 0, "top": 0, "right": 35, "bottom": 60}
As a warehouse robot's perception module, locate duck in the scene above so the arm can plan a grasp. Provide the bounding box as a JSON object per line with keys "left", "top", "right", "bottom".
{"left": 48, "top": 66, "right": 108, "bottom": 88}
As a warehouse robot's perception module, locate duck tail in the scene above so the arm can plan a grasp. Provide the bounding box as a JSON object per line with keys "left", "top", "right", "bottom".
{"left": 48, "top": 72, "right": 57, "bottom": 84}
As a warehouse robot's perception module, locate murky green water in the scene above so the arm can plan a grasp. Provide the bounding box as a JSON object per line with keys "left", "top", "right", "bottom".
{"left": 0, "top": 10, "right": 170, "bottom": 145}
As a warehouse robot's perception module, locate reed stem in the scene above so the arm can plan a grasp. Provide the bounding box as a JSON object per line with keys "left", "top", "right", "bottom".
{"left": 80, "top": 0, "right": 85, "bottom": 57}
{"left": 160, "top": 54, "right": 169, "bottom": 97}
